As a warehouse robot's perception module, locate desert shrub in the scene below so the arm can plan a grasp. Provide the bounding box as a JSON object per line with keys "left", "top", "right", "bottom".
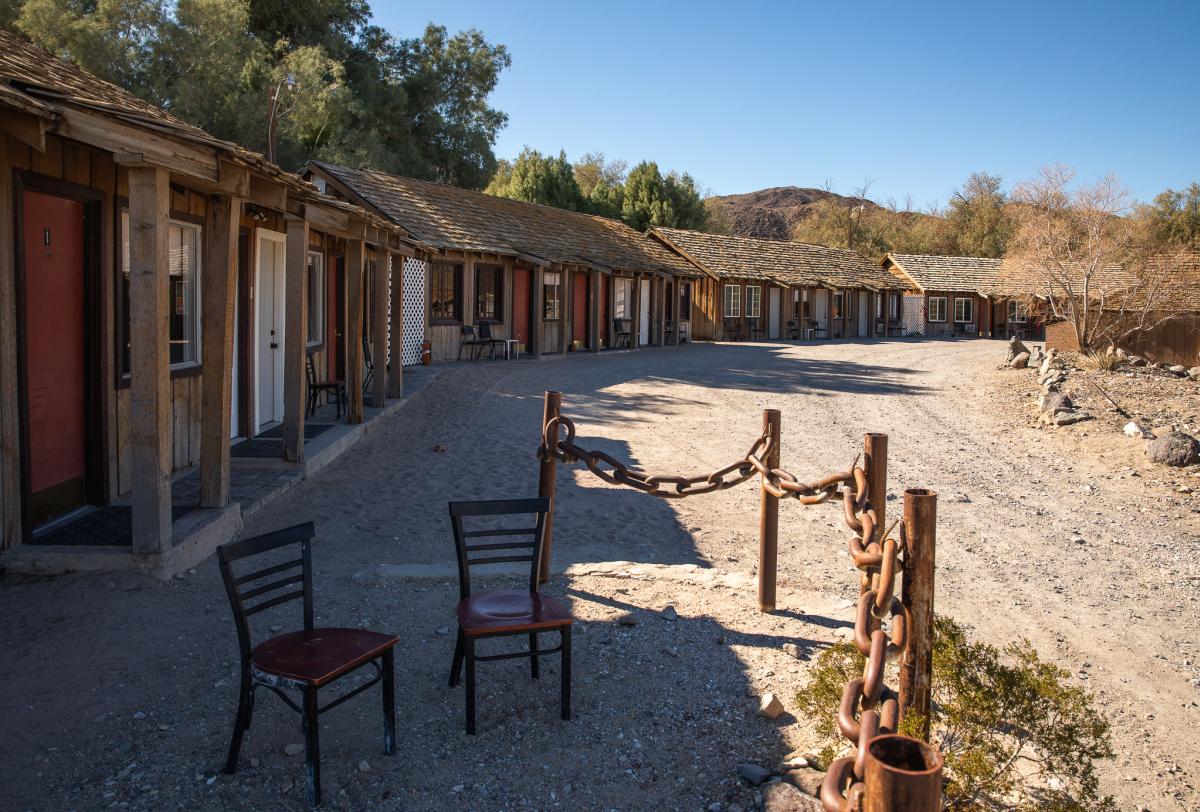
{"left": 1079, "top": 350, "right": 1123, "bottom": 372}
{"left": 794, "top": 615, "right": 1115, "bottom": 810}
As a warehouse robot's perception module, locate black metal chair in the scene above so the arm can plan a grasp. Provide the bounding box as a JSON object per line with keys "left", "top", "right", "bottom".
{"left": 446, "top": 498, "right": 572, "bottom": 734}
{"left": 613, "top": 318, "right": 633, "bottom": 348}
{"left": 747, "top": 318, "right": 764, "bottom": 340}
{"left": 218, "top": 523, "right": 399, "bottom": 806}
{"left": 458, "top": 325, "right": 487, "bottom": 360}
{"left": 477, "top": 321, "right": 506, "bottom": 359}
{"left": 361, "top": 336, "right": 374, "bottom": 393}
{"left": 306, "top": 352, "right": 345, "bottom": 419}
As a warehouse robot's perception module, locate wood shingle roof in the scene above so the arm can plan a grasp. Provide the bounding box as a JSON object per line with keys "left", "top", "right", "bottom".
{"left": 652, "top": 227, "right": 910, "bottom": 290}
{"left": 883, "top": 253, "right": 1004, "bottom": 294}
{"left": 309, "top": 162, "right": 701, "bottom": 276}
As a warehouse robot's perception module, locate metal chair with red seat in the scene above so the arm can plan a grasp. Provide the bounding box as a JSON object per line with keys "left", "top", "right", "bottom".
{"left": 218, "top": 523, "right": 398, "bottom": 806}
{"left": 446, "top": 497, "right": 572, "bottom": 734}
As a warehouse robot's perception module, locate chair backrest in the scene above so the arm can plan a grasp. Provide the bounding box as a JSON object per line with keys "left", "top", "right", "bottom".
{"left": 305, "top": 353, "right": 317, "bottom": 387}
{"left": 218, "top": 522, "right": 315, "bottom": 663}
{"left": 447, "top": 498, "right": 551, "bottom": 600}
{"left": 461, "top": 324, "right": 477, "bottom": 339}
{"left": 478, "top": 321, "right": 494, "bottom": 340}
{"left": 362, "top": 336, "right": 373, "bottom": 368}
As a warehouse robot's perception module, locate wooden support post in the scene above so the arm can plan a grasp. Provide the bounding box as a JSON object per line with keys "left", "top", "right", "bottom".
{"left": 0, "top": 145, "right": 20, "bottom": 548}
{"left": 345, "top": 238, "right": 365, "bottom": 424}
{"left": 758, "top": 409, "right": 781, "bottom": 612}
{"left": 900, "top": 487, "right": 937, "bottom": 739}
{"left": 864, "top": 433, "right": 887, "bottom": 544}
{"left": 537, "top": 390, "right": 562, "bottom": 584}
{"left": 863, "top": 734, "right": 943, "bottom": 811}
{"left": 674, "top": 278, "right": 683, "bottom": 346}
{"left": 281, "top": 216, "right": 309, "bottom": 462}
{"left": 371, "top": 247, "right": 388, "bottom": 407}
{"left": 199, "top": 194, "right": 241, "bottom": 503}
{"left": 633, "top": 273, "right": 642, "bottom": 348}
{"left": 127, "top": 165, "right": 172, "bottom": 554}
{"left": 387, "top": 253, "right": 403, "bottom": 399}
{"left": 532, "top": 265, "right": 545, "bottom": 358}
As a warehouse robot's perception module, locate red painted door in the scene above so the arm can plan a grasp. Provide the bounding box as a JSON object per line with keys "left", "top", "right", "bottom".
{"left": 599, "top": 276, "right": 609, "bottom": 347}
{"left": 513, "top": 268, "right": 531, "bottom": 350}
{"left": 572, "top": 272, "right": 587, "bottom": 345}
{"left": 23, "top": 191, "right": 88, "bottom": 526}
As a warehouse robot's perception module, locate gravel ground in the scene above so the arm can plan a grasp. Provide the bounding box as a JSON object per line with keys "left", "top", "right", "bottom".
{"left": 1, "top": 338, "right": 1198, "bottom": 811}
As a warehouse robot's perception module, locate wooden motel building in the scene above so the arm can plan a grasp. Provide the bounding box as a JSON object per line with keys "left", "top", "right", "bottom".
{"left": 650, "top": 228, "right": 910, "bottom": 340}
{"left": 0, "top": 31, "right": 419, "bottom": 575}
{"left": 303, "top": 162, "right": 704, "bottom": 360}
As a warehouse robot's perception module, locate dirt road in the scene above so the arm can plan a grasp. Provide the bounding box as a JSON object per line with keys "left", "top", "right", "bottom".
{"left": 1, "top": 339, "right": 1196, "bottom": 810}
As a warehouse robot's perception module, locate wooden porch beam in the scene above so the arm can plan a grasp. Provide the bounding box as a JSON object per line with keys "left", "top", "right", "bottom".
{"left": 198, "top": 194, "right": 242, "bottom": 505}
{"left": 0, "top": 109, "right": 47, "bottom": 152}
{"left": 126, "top": 165, "right": 173, "bottom": 554}
{"left": 345, "top": 238, "right": 365, "bottom": 423}
{"left": 282, "top": 216, "right": 309, "bottom": 462}
{"left": 248, "top": 175, "right": 287, "bottom": 212}
{"left": 61, "top": 108, "right": 218, "bottom": 181}
{"left": 371, "top": 246, "right": 388, "bottom": 407}
{"left": 387, "top": 252, "right": 404, "bottom": 399}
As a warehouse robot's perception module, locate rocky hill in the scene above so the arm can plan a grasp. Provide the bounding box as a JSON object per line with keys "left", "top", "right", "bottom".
{"left": 705, "top": 186, "right": 881, "bottom": 240}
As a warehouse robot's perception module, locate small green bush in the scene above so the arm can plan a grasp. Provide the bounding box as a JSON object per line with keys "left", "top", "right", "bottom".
{"left": 794, "top": 615, "right": 1115, "bottom": 810}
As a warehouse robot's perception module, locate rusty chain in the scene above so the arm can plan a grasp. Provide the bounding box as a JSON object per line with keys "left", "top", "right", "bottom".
{"left": 820, "top": 463, "right": 909, "bottom": 812}
{"left": 538, "top": 410, "right": 910, "bottom": 810}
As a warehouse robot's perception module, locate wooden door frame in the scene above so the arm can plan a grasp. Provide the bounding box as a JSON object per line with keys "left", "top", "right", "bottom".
{"left": 13, "top": 170, "right": 108, "bottom": 541}
{"left": 253, "top": 227, "right": 287, "bottom": 433}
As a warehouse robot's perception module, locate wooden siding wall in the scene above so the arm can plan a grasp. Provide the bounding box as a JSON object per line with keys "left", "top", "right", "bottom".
{"left": 1046, "top": 312, "right": 1200, "bottom": 366}
{"left": 428, "top": 252, "right": 514, "bottom": 362}
{"left": 923, "top": 291, "right": 983, "bottom": 337}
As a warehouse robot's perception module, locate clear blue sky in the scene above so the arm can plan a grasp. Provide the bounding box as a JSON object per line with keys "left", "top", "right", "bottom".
{"left": 373, "top": 0, "right": 1199, "bottom": 209}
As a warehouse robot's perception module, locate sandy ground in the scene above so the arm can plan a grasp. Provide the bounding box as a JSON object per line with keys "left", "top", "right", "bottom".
{"left": 1, "top": 338, "right": 1198, "bottom": 811}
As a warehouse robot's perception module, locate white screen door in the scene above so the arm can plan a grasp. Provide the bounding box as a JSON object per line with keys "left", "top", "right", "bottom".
{"left": 639, "top": 279, "right": 651, "bottom": 345}
{"left": 255, "top": 230, "right": 286, "bottom": 432}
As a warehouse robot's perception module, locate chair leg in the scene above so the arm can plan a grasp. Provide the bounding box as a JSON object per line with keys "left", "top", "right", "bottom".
{"left": 561, "top": 625, "right": 572, "bottom": 722}
{"left": 222, "top": 668, "right": 254, "bottom": 774}
{"left": 382, "top": 650, "right": 396, "bottom": 756}
{"left": 448, "top": 628, "right": 465, "bottom": 688}
{"left": 529, "top": 632, "right": 539, "bottom": 680}
{"left": 303, "top": 685, "right": 321, "bottom": 806}
{"left": 465, "top": 636, "right": 477, "bottom": 735}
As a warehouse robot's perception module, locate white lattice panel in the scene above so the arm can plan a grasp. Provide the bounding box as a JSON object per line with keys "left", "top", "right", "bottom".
{"left": 402, "top": 258, "right": 427, "bottom": 366}
{"left": 902, "top": 294, "right": 926, "bottom": 336}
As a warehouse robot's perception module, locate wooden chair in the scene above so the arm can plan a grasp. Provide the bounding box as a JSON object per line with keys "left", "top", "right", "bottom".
{"left": 613, "top": 318, "right": 633, "bottom": 348}
{"left": 446, "top": 498, "right": 571, "bottom": 734}
{"left": 306, "top": 352, "right": 345, "bottom": 420}
{"left": 218, "top": 523, "right": 399, "bottom": 806}
{"left": 458, "top": 325, "right": 487, "bottom": 360}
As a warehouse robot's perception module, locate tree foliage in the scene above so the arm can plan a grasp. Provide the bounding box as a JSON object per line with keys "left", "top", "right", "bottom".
{"left": 1137, "top": 182, "right": 1200, "bottom": 251}
{"left": 484, "top": 148, "right": 583, "bottom": 211}
{"left": 947, "top": 172, "right": 1014, "bottom": 257}
{"left": 7, "top": 0, "right": 511, "bottom": 186}
{"left": 795, "top": 615, "right": 1115, "bottom": 811}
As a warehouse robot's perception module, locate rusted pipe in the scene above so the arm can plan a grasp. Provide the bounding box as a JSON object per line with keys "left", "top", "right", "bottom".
{"left": 537, "top": 391, "right": 562, "bottom": 584}
{"left": 757, "top": 409, "right": 781, "bottom": 612}
{"left": 862, "top": 734, "right": 943, "bottom": 811}
{"left": 900, "top": 487, "right": 937, "bottom": 738}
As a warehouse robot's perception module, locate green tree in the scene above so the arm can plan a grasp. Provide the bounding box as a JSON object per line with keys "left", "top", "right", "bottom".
{"left": 946, "top": 171, "right": 1013, "bottom": 257}
{"left": 1138, "top": 182, "right": 1200, "bottom": 250}
{"left": 484, "top": 147, "right": 583, "bottom": 210}
{"left": 621, "top": 161, "right": 707, "bottom": 231}
{"left": 574, "top": 152, "right": 626, "bottom": 219}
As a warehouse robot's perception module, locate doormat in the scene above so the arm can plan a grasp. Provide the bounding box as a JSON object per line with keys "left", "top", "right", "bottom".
{"left": 32, "top": 506, "right": 195, "bottom": 547}
{"left": 255, "top": 423, "right": 335, "bottom": 440}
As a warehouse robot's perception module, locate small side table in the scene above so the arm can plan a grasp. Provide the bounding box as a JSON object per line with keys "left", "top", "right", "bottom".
{"left": 503, "top": 339, "right": 519, "bottom": 360}
{"left": 803, "top": 328, "right": 815, "bottom": 341}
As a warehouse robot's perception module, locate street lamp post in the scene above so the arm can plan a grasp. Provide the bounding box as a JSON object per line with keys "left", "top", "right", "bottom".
{"left": 266, "top": 73, "right": 296, "bottom": 164}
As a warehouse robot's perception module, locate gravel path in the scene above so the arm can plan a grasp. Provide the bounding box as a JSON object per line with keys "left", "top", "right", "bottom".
{"left": 1, "top": 338, "right": 1197, "bottom": 811}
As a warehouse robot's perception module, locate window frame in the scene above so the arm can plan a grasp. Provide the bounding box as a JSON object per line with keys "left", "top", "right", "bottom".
{"left": 1007, "top": 300, "right": 1027, "bottom": 323}
{"left": 875, "top": 293, "right": 883, "bottom": 319}
{"left": 430, "top": 261, "right": 463, "bottom": 324}
{"left": 474, "top": 263, "right": 504, "bottom": 323}
{"left": 928, "top": 295, "right": 947, "bottom": 323}
{"left": 679, "top": 282, "right": 692, "bottom": 321}
{"left": 954, "top": 296, "right": 974, "bottom": 324}
{"left": 543, "top": 271, "right": 562, "bottom": 320}
{"left": 306, "top": 250, "right": 325, "bottom": 347}
{"left": 745, "top": 285, "right": 762, "bottom": 319}
{"left": 832, "top": 290, "right": 844, "bottom": 320}
{"left": 118, "top": 209, "right": 204, "bottom": 379}
{"left": 724, "top": 284, "right": 742, "bottom": 318}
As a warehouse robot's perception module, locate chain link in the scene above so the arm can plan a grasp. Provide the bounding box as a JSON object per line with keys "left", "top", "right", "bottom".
{"left": 536, "top": 410, "right": 907, "bottom": 810}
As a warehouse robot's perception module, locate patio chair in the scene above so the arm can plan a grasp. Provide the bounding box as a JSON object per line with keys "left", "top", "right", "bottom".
{"left": 723, "top": 317, "right": 742, "bottom": 340}
{"left": 665, "top": 319, "right": 674, "bottom": 343}
{"left": 306, "top": 352, "right": 345, "bottom": 419}
{"left": 786, "top": 320, "right": 799, "bottom": 339}
{"left": 613, "top": 318, "right": 633, "bottom": 348}
{"left": 458, "top": 325, "right": 487, "bottom": 360}
{"left": 477, "top": 321, "right": 506, "bottom": 360}
{"left": 362, "top": 336, "right": 374, "bottom": 393}
{"left": 446, "top": 498, "right": 571, "bottom": 735}
{"left": 218, "top": 523, "right": 398, "bottom": 806}
{"left": 747, "top": 318, "right": 764, "bottom": 340}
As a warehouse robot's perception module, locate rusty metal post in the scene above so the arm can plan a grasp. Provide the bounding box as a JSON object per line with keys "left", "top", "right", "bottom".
{"left": 864, "top": 433, "right": 888, "bottom": 544}
{"left": 900, "top": 487, "right": 937, "bottom": 739}
{"left": 863, "top": 734, "right": 943, "bottom": 811}
{"left": 757, "top": 409, "right": 781, "bottom": 613}
{"left": 537, "top": 391, "right": 562, "bottom": 585}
